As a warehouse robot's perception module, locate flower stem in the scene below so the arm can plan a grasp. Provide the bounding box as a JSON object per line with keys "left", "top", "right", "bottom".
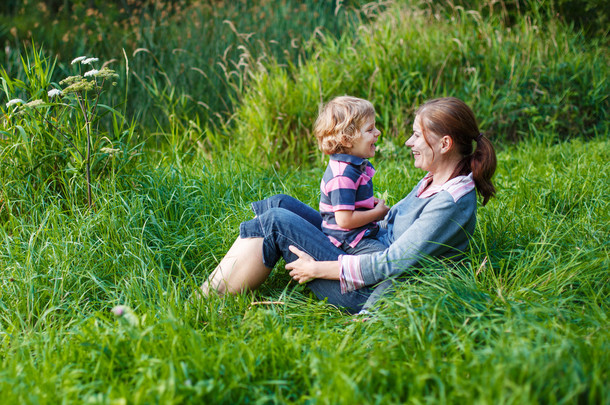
{"left": 86, "top": 121, "right": 92, "bottom": 208}
{"left": 76, "top": 92, "right": 93, "bottom": 208}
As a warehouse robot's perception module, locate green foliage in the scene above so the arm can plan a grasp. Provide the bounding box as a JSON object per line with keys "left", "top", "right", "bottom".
{"left": 0, "top": 136, "right": 608, "bottom": 403}
{"left": 430, "top": 0, "right": 609, "bottom": 32}
{"left": 230, "top": 1, "right": 609, "bottom": 167}
{"left": 1, "top": 1, "right": 607, "bottom": 160}
{"left": 0, "top": 0, "right": 376, "bottom": 137}
{"left": 554, "top": 0, "right": 609, "bottom": 35}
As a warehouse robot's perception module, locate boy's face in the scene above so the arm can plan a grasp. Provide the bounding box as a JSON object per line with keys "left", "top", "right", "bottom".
{"left": 348, "top": 116, "right": 380, "bottom": 159}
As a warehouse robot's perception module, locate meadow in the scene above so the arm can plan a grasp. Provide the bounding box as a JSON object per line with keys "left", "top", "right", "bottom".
{"left": 0, "top": 0, "right": 608, "bottom": 403}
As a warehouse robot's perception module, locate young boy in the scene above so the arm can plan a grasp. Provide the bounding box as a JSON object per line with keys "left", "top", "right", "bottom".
{"left": 314, "top": 96, "right": 390, "bottom": 254}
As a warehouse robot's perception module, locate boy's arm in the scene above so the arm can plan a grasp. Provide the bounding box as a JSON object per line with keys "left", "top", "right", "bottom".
{"left": 335, "top": 199, "right": 390, "bottom": 229}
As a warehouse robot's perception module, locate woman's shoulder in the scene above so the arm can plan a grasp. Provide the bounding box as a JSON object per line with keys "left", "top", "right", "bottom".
{"left": 414, "top": 190, "right": 470, "bottom": 212}
{"left": 410, "top": 189, "right": 476, "bottom": 236}
{"left": 444, "top": 174, "right": 475, "bottom": 202}
{"left": 442, "top": 188, "right": 477, "bottom": 215}
{"left": 416, "top": 173, "right": 475, "bottom": 201}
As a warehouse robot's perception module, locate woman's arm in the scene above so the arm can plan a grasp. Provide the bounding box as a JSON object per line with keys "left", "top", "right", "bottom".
{"left": 285, "top": 245, "right": 341, "bottom": 283}
{"left": 340, "top": 192, "right": 476, "bottom": 292}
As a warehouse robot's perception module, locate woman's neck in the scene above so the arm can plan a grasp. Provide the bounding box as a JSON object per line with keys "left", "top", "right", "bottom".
{"left": 429, "top": 156, "right": 462, "bottom": 186}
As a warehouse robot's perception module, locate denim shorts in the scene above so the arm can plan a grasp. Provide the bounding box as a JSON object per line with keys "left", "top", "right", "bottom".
{"left": 239, "top": 194, "right": 390, "bottom": 313}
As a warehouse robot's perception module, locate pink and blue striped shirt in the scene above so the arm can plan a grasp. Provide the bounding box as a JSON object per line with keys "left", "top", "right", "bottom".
{"left": 319, "top": 154, "right": 378, "bottom": 249}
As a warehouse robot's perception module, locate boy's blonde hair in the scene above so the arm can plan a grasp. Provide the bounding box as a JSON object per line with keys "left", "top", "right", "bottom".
{"left": 314, "top": 96, "right": 375, "bottom": 155}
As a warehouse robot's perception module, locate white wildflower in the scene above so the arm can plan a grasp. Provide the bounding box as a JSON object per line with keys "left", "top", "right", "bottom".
{"left": 82, "top": 57, "right": 99, "bottom": 65}
{"left": 60, "top": 75, "right": 82, "bottom": 86}
{"left": 71, "top": 56, "right": 87, "bottom": 64}
{"left": 111, "top": 305, "right": 139, "bottom": 327}
{"left": 101, "top": 147, "right": 120, "bottom": 155}
{"left": 84, "top": 69, "right": 99, "bottom": 77}
{"left": 48, "top": 89, "right": 63, "bottom": 98}
{"left": 6, "top": 98, "right": 25, "bottom": 107}
{"left": 25, "top": 99, "right": 44, "bottom": 108}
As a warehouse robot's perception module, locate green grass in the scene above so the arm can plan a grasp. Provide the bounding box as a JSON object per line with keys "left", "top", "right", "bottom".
{"left": 0, "top": 0, "right": 608, "bottom": 403}
{"left": 2, "top": 1, "right": 607, "bottom": 164}
{"left": 0, "top": 136, "right": 608, "bottom": 403}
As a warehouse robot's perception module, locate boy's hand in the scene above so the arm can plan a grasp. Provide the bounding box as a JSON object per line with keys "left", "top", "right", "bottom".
{"left": 372, "top": 198, "right": 390, "bottom": 220}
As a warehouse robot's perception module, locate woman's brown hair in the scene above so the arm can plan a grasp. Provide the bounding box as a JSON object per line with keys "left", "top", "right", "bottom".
{"left": 417, "top": 97, "right": 497, "bottom": 205}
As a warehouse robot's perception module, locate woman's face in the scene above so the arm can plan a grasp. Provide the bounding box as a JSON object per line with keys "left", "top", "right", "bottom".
{"left": 405, "top": 115, "right": 441, "bottom": 172}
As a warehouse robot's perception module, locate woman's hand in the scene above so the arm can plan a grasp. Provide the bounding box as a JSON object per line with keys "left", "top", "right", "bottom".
{"left": 285, "top": 245, "right": 317, "bottom": 284}
{"left": 285, "top": 245, "right": 342, "bottom": 283}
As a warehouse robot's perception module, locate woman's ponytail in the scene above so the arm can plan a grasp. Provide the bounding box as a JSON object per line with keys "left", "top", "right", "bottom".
{"left": 470, "top": 135, "right": 496, "bottom": 206}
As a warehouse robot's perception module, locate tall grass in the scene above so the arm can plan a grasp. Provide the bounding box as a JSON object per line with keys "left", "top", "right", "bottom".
{"left": 229, "top": 0, "right": 608, "bottom": 166}
{"left": 0, "top": 135, "right": 607, "bottom": 403}
{"left": 3, "top": 1, "right": 606, "bottom": 163}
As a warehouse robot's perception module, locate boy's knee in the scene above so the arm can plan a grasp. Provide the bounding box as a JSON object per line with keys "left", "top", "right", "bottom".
{"left": 258, "top": 207, "right": 289, "bottom": 225}
{"left": 266, "top": 193, "right": 294, "bottom": 208}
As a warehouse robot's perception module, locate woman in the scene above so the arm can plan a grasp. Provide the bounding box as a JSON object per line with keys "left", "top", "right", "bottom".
{"left": 201, "top": 97, "right": 497, "bottom": 313}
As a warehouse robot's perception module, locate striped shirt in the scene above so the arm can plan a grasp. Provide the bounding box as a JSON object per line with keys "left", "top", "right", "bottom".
{"left": 319, "top": 154, "right": 378, "bottom": 249}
